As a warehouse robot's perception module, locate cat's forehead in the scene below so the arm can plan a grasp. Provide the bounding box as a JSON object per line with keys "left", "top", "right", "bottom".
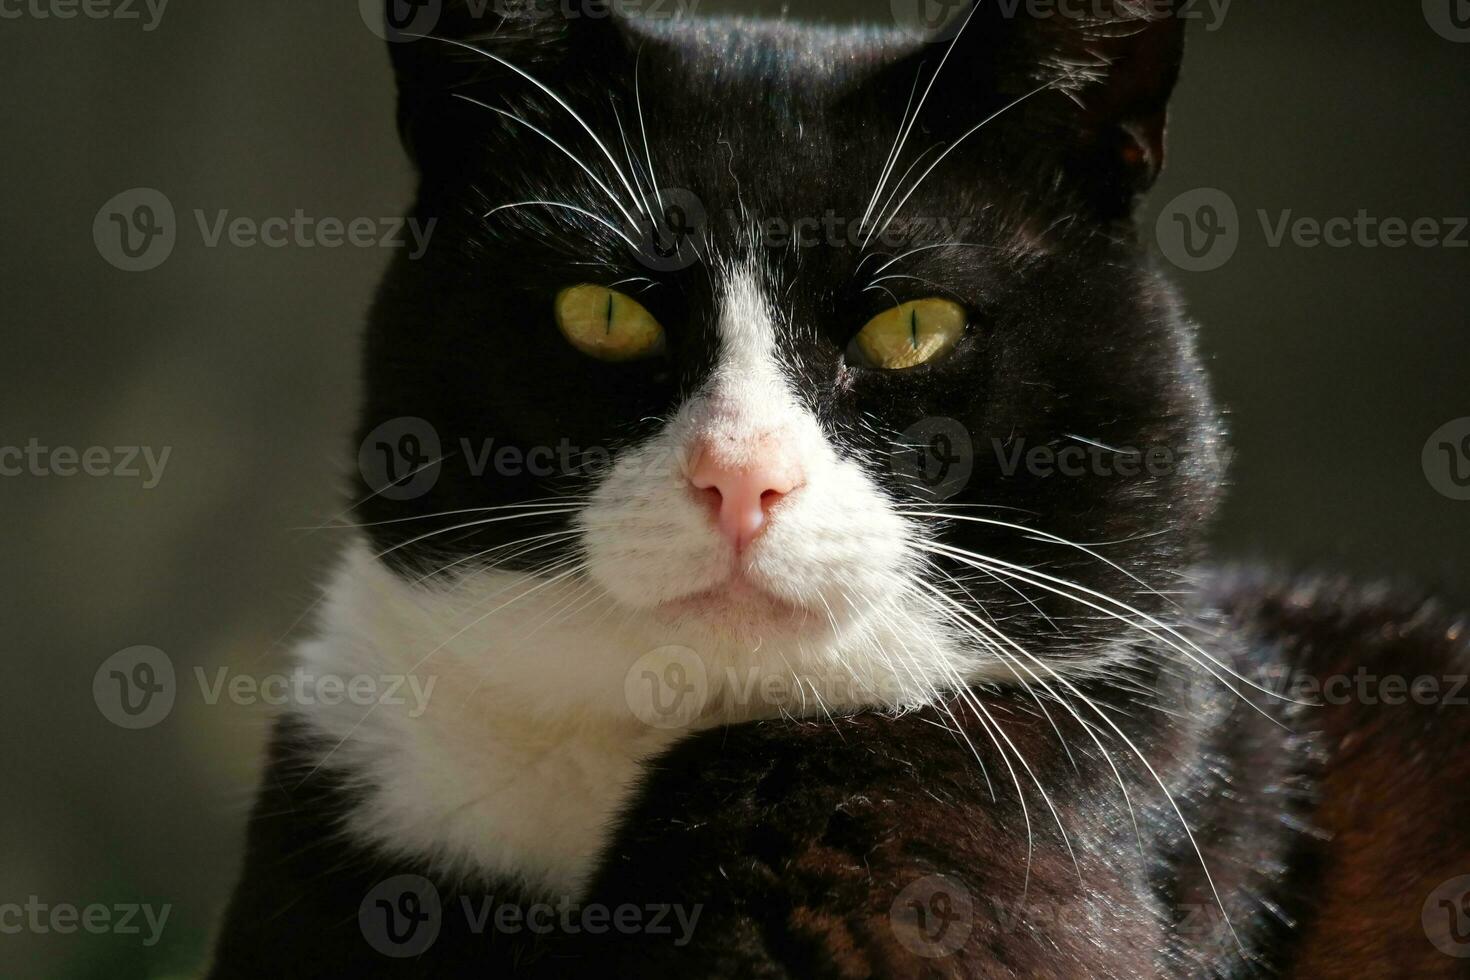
{"left": 619, "top": 20, "right": 1047, "bottom": 248}
{"left": 634, "top": 17, "right": 919, "bottom": 89}
{"left": 630, "top": 17, "right": 932, "bottom": 161}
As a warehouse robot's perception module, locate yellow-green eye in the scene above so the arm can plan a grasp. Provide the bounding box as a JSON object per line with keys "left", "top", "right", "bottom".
{"left": 852, "top": 298, "right": 967, "bottom": 370}
{"left": 554, "top": 284, "right": 666, "bottom": 362}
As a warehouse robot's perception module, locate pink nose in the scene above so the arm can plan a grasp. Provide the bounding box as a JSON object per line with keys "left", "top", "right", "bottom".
{"left": 689, "top": 437, "right": 803, "bottom": 550}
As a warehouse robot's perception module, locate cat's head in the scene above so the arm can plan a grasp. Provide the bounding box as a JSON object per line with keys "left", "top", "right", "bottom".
{"left": 353, "top": 0, "right": 1223, "bottom": 716}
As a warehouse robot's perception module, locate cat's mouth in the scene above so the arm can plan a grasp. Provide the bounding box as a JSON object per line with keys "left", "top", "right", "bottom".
{"left": 652, "top": 576, "right": 812, "bottom": 630}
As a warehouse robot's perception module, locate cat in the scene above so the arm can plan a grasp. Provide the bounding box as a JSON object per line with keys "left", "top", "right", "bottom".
{"left": 209, "top": 1, "right": 1470, "bottom": 976}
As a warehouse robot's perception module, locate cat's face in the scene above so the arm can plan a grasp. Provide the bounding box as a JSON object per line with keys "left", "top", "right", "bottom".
{"left": 354, "top": 1, "right": 1222, "bottom": 713}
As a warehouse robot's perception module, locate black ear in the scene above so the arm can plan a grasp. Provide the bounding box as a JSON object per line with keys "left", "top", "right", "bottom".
{"left": 1038, "top": 3, "right": 1186, "bottom": 202}
{"left": 878, "top": 0, "right": 1186, "bottom": 216}
{"left": 382, "top": 0, "right": 625, "bottom": 170}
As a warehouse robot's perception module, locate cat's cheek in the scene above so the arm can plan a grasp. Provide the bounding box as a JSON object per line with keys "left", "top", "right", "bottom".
{"left": 746, "top": 463, "right": 915, "bottom": 609}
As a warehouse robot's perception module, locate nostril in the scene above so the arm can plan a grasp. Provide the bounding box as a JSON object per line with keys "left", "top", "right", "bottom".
{"left": 695, "top": 484, "right": 723, "bottom": 514}
{"left": 759, "top": 487, "right": 786, "bottom": 511}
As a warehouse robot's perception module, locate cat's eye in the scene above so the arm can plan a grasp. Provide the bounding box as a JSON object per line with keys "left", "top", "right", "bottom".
{"left": 554, "top": 284, "right": 666, "bottom": 362}
{"left": 850, "top": 298, "right": 967, "bottom": 370}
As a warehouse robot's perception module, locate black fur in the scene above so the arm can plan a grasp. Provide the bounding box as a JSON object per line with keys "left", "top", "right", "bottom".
{"left": 211, "top": 2, "right": 1470, "bottom": 975}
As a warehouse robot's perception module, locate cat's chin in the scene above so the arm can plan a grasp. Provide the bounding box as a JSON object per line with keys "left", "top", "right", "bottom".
{"left": 649, "top": 578, "right": 815, "bottom": 636}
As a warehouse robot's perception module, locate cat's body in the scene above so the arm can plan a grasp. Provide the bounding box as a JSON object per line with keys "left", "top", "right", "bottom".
{"left": 212, "top": 571, "right": 1470, "bottom": 978}
{"left": 210, "top": 3, "right": 1470, "bottom": 976}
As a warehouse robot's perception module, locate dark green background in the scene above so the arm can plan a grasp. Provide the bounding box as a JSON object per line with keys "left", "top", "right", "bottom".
{"left": 1, "top": 1, "right": 1465, "bottom": 976}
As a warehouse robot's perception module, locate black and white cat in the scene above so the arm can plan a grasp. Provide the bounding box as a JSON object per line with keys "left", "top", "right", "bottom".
{"left": 210, "top": 2, "right": 1470, "bottom": 976}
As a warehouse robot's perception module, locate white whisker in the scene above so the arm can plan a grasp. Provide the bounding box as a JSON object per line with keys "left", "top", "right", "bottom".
{"left": 871, "top": 77, "right": 1062, "bottom": 246}
{"left": 419, "top": 34, "right": 647, "bottom": 217}
{"left": 634, "top": 45, "right": 666, "bottom": 219}
{"left": 859, "top": 1, "right": 985, "bottom": 242}
{"left": 485, "top": 200, "right": 642, "bottom": 254}
{"left": 456, "top": 96, "right": 641, "bottom": 229}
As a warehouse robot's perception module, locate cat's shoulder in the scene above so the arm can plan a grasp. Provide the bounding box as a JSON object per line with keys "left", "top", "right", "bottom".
{"left": 1206, "top": 566, "right": 1470, "bottom": 977}
{"left": 1205, "top": 565, "right": 1470, "bottom": 677}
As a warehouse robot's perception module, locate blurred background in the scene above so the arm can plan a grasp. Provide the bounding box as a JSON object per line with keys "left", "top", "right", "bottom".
{"left": 1, "top": 0, "right": 1465, "bottom": 976}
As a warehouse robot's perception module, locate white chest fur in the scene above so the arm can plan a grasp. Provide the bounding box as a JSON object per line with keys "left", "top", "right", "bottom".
{"left": 293, "top": 543, "right": 688, "bottom": 896}
{"left": 291, "top": 533, "right": 978, "bottom": 896}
